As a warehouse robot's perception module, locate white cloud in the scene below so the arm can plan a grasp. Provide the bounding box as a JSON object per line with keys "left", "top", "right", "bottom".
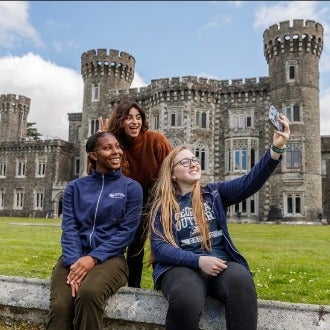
{"left": 0, "top": 1, "right": 43, "bottom": 49}
{"left": 254, "top": 1, "right": 322, "bottom": 30}
{"left": 131, "top": 73, "right": 147, "bottom": 88}
{"left": 0, "top": 53, "right": 83, "bottom": 140}
{"left": 0, "top": 53, "right": 148, "bottom": 140}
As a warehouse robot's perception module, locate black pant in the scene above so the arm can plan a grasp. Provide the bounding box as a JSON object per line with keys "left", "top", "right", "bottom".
{"left": 160, "top": 262, "right": 258, "bottom": 330}
{"left": 126, "top": 212, "right": 148, "bottom": 288}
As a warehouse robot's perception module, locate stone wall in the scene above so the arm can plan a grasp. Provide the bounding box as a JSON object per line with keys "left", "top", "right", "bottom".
{"left": 0, "top": 276, "right": 329, "bottom": 329}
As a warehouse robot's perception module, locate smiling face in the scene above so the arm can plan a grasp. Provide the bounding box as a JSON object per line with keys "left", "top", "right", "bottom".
{"left": 172, "top": 149, "right": 201, "bottom": 192}
{"left": 89, "top": 134, "right": 123, "bottom": 173}
{"left": 122, "top": 107, "right": 142, "bottom": 138}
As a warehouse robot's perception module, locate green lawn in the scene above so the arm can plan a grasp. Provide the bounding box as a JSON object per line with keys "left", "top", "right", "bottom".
{"left": 0, "top": 217, "right": 329, "bottom": 305}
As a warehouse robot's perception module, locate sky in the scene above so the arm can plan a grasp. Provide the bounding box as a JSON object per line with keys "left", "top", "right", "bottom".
{"left": 0, "top": 1, "right": 330, "bottom": 140}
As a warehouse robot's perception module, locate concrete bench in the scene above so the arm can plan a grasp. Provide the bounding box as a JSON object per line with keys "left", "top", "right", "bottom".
{"left": 0, "top": 275, "right": 329, "bottom": 329}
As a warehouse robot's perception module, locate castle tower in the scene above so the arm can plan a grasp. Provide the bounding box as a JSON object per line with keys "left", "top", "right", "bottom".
{"left": 80, "top": 49, "right": 135, "bottom": 173}
{"left": 0, "top": 94, "right": 30, "bottom": 142}
{"left": 263, "top": 19, "right": 323, "bottom": 220}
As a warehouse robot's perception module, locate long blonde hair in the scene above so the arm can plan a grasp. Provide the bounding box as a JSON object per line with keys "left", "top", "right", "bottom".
{"left": 148, "top": 146, "right": 211, "bottom": 252}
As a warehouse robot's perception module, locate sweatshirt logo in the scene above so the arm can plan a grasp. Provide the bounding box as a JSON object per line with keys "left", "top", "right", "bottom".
{"left": 109, "top": 193, "right": 125, "bottom": 199}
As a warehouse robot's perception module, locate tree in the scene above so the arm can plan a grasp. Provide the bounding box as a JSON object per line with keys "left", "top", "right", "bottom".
{"left": 26, "top": 122, "right": 42, "bottom": 140}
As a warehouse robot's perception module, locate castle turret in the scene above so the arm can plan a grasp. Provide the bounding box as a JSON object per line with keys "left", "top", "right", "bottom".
{"left": 80, "top": 49, "right": 135, "bottom": 174}
{"left": 0, "top": 94, "right": 30, "bottom": 142}
{"left": 263, "top": 19, "right": 323, "bottom": 220}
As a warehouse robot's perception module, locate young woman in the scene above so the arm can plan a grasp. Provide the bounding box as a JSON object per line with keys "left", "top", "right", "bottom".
{"left": 104, "top": 100, "right": 172, "bottom": 288}
{"left": 148, "top": 115, "right": 290, "bottom": 330}
{"left": 47, "top": 131, "right": 143, "bottom": 330}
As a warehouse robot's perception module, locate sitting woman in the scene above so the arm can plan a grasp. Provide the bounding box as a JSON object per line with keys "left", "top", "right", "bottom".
{"left": 46, "top": 131, "right": 143, "bottom": 330}
{"left": 148, "top": 115, "right": 290, "bottom": 330}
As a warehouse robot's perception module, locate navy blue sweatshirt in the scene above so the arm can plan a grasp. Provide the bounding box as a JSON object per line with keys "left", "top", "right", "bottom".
{"left": 61, "top": 168, "right": 143, "bottom": 267}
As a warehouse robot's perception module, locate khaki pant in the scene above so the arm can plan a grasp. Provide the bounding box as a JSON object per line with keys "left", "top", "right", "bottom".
{"left": 46, "top": 256, "right": 128, "bottom": 330}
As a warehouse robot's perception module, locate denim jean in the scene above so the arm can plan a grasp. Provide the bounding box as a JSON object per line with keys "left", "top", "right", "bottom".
{"left": 46, "top": 256, "right": 128, "bottom": 330}
{"left": 160, "top": 261, "right": 258, "bottom": 330}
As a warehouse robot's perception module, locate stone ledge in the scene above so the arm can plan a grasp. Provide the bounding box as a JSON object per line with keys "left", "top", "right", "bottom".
{"left": 0, "top": 275, "right": 329, "bottom": 329}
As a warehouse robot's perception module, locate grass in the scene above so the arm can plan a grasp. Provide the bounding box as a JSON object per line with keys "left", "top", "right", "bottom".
{"left": 0, "top": 217, "right": 329, "bottom": 305}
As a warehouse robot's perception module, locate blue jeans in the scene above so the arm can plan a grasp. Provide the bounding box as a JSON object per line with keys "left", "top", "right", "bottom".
{"left": 160, "top": 261, "right": 257, "bottom": 330}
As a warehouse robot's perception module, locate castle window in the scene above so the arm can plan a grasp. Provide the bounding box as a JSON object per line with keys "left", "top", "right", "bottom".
{"left": 36, "top": 159, "right": 46, "bottom": 177}
{"left": 90, "top": 119, "right": 100, "bottom": 134}
{"left": 234, "top": 149, "right": 247, "bottom": 172}
{"left": 231, "top": 194, "right": 257, "bottom": 216}
{"left": 195, "top": 147, "right": 206, "bottom": 171}
{"left": 286, "top": 60, "right": 298, "bottom": 82}
{"left": 75, "top": 157, "right": 80, "bottom": 176}
{"left": 225, "top": 138, "right": 258, "bottom": 174}
{"left": 321, "top": 159, "right": 327, "bottom": 176}
{"left": 250, "top": 148, "right": 255, "bottom": 168}
{"left": 230, "top": 111, "right": 253, "bottom": 129}
{"left": 153, "top": 114, "right": 159, "bottom": 130}
{"left": 34, "top": 189, "right": 44, "bottom": 209}
{"left": 285, "top": 104, "right": 301, "bottom": 122}
{"left": 196, "top": 111, "right": 208, "bottom": 128}
{"left": 289, "top": 66, "right": 295, "bottom": 79}
{"left": 284, "top": 193, "right": 303, "bottom": 216}
{"left": 14, "top": 188, "right": 24, "bottom": 209}
{"left": 170, "top": 111, "right": 182, "bottom": 127}
{"left": 16, "top": 160, "right": 26, "bottom": 177}
{"left": 0, "top": 188, "right": 4, "bottom": 209}
{"left": 285, "top": 143, "right": 301, "bottom": 170}
{"left": 0, "top": 160, "right": 6, "bottom": 177}
{"left": 226, "top": 150, "right": 231, "bottom": 172}
{"left": 92, "top": 84, "right": 100, "bottom": 101}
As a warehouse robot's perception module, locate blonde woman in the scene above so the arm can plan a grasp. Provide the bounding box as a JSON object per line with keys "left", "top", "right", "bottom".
{"left": 149, "top": 115, "right": 290, "bottom": 330}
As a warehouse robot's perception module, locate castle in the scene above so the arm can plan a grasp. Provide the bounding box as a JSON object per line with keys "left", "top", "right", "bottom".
{"left": 1, "top": 19, "right": 329, "bottom": 223}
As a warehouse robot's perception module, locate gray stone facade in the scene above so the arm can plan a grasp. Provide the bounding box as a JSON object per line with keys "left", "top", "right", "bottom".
{"left": 1, "top": 19, "right": 329, "bottom": 222}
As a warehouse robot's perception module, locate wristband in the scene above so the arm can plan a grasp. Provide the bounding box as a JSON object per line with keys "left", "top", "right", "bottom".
{"left": 271, "top": 144, "right": 286, "bottom": 154}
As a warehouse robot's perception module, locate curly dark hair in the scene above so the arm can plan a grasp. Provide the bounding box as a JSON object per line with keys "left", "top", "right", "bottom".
{"left": 107, "top": 100, "right": 149, "bottom": 148}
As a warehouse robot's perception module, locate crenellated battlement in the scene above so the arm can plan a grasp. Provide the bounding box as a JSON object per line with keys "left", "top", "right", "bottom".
{"left": 0, "top": 94, "right": 31, "bottom": 111}
{"left": 148, "top": 76, "right": 269, "bottom": 90}
{"left": 263, "top": 19, "right": 323, "bottom": 62}
{"left": 0, "top": 94, "right": 31, "bottom": 142}
{"left": 81, "top": 48, "right": 135, "bottom": 83}
{"left": 107, "top": 75, "right": 270, "bottom": 107}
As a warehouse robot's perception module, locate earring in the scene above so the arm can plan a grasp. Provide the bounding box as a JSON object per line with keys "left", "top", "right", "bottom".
{"left": 172, "top": 176, "right": 176, "bottom": 181}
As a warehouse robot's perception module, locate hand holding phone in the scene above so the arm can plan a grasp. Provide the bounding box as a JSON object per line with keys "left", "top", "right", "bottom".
{"left": 269, "top": 105, "right": 284, "bottom": 132}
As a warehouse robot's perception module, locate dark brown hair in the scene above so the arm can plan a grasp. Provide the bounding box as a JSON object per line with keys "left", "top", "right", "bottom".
{"left": 107, "top": 100, "right": 149, "bottom": 147}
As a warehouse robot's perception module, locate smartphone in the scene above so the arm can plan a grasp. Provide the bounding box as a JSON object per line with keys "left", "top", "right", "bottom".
{"left": 269, "top": 105, "right": 283, "bottom": 132}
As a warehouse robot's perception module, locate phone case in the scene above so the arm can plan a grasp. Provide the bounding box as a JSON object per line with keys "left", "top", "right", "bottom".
{"left": 269, "top": 106, "right": 283, "bottom": 132}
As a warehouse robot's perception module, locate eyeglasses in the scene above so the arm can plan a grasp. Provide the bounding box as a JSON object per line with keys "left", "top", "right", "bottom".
{"left": 173, "top": 157, "right": 200, "bottom": 167}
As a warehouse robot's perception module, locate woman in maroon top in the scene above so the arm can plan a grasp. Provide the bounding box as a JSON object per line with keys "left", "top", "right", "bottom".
{"left": 102, "top": 100, "right": 172, "bottom": 287}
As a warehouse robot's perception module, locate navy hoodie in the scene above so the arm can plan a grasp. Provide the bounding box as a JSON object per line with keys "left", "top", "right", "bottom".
{"left": 151, "top": 148, "right": 281, "bottom": 288}
{"left": 61, "top": 168, "right": 143, "bottom": 267}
